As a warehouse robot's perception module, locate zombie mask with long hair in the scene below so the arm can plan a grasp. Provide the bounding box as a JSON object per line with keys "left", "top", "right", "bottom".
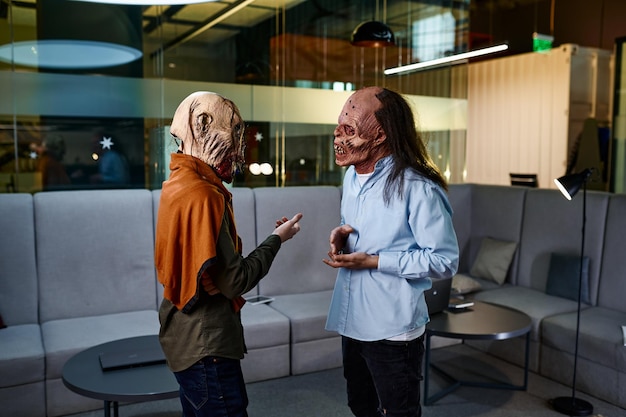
{"left": 333, "top": 86, "right": 388, "bottom": 174}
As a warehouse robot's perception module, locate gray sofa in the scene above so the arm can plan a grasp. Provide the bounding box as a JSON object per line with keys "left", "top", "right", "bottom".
{"left": 448, "top": 184, "right": 626, "bottom": 409}
{"left": 1, "top": 184, "right": 625, "bottom": 416}
{"left": 0, "top": 186, "right": 343, "bottom": 417}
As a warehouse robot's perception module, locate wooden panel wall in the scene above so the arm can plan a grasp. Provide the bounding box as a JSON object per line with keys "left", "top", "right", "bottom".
{"left": 465, "top": 44, "right": 612, "bottom": 188}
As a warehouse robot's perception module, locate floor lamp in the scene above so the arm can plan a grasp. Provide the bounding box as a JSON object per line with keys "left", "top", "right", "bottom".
{"left": 552, "top": 168, "right": 594, "bottom": 417}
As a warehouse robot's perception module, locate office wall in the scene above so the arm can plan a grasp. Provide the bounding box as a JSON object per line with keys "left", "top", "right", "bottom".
{"left": 465, "top": 44, "right": 613, "bottom": 188}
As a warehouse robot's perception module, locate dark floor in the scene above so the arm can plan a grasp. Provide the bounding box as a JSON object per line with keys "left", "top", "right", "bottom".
{"left": 63, "top": 344, "right": 625, "bottom": 417}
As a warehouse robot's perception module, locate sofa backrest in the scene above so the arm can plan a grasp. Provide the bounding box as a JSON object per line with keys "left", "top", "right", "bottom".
{"left": 597, "top": 194, "right": 626, "bottom": 312}
{"left": 469, "top": 185, "right": 527, "bottom": 285}
{"left": 0, "top": 194, "right": 39, "bottom": 326}
{"left": 447, "top": 184, "right": 472, "bottom": 272}
{"left": 230, "top": 187, "right": 257, "bottom": 256}
{"left": 516, "top": 188, "right": 608, "bottom": 303}
{"left": 253, "top": 186, "right": 341, "bottom": 296}
{"left": 230, "top": 187, "right": 258, "bottom": 296}
{"left": 152, "top": 189, "right": 160, "bottom": 233}
{"left": 36, "top": 190, "right": 158, "bottom": 322}
{"left": 152, "top": 189, "right": 164, "bottom": 303}
{"left": 448, "top": 184, "right": 526, "bottom": 284}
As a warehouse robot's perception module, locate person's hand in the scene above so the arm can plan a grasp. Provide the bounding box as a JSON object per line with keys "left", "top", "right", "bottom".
{"left": 328, "top": 224, "right": 354, "bottom": 256}
{"left": 272, "top": 213, "right": 303, "bottom": 243}
{"left": 322, "top": 251, "right": 379, "bottom": 270}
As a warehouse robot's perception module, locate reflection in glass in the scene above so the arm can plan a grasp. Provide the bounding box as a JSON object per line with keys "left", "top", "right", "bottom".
{"left": 1, "top": 1, "right": 469, "bottom": 192}
{"left": 0, "top": 40, "right": 142, "bottom": 69}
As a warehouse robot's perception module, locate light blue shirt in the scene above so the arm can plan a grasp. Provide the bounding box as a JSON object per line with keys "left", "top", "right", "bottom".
{"left": 325, "top": 156, "right": 459, "bottom": 341}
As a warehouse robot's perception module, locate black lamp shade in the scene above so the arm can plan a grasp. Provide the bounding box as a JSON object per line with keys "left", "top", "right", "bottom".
{"left": 554, "top": 169, "right": 592, "bottom": 200}
{"left": 351, "top": 21, "right": 395, "bottom": 47}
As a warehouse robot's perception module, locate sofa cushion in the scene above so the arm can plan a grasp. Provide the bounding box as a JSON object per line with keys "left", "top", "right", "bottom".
{"left": 268, "top": 291, "right": 335, "bottom": 344}
{"left": 470, "top": 237, "right": 517, "bottom": 285}
{"left": 545, "top": 252, "right": 590, "bottom": 304}
{"left": 1, "top": 382, "right": 46, "bottom": 417}
{"left": 0, "top": 194, "right": 39, "bottom": 326}
{"left": 41, "top": 310, "right": 159, "bottom": 380}
{"left": 451, "top": 273, "right": 482, "bottom": 295}
{"left": 542, "top": 307, "right": 626, "bottom": 372}
{"left": 35, "top": 190, "right": 158, "bottom": 322}
{"left": 0, "top": 324, "right": 45, "bottom": 387}
{"left": 240, "top": 303, "right": 290, "bottom": 350}
{"left": 474, "top": 286, "right": 581, "bottom": 341}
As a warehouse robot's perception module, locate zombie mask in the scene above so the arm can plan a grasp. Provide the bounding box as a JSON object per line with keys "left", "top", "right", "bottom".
{"left": 333, "top": 86, "right": 387, "bottom": 173}
{"left": 170, "top": 91, "right": 246, "bottom": 183}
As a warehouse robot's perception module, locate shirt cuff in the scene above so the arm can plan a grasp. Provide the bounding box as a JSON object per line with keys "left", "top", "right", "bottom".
{"left": 377, "top": 252, "right": 399, "bottom": 275}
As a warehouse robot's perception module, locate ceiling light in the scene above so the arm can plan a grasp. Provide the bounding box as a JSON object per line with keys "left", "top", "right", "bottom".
{"left": 70, "top": 0, "right": 217, "bottom": 4}
{"left": 0, "top": 40, "right": 142, "bottom": 69}
{"left": 385, "top": 43, "right": 509, "bottom": 75}
{"left": 350, "top": 21, "right": 395, "bottom": 47}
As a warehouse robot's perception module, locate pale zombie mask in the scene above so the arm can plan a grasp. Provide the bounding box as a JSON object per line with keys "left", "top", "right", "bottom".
{"left": 333, "top": 87, "right": 387, "bottom": 173}
{"left": 170, "top": 91, "right": 246, "bottom": 183}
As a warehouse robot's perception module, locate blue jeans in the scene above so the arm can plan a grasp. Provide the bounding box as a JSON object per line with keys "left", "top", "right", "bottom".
{"left": 342, "top": 335, "right": 424, "bottom": 417}
{"left": 174, "top": 356, "right": 248, "bottom": 417}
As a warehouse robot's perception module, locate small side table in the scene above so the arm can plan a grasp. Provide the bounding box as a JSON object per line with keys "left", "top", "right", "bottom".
{"left": 424, "top": 301, "right": 532, "bottom": 405}
{"left": 62, "top": 335, "right": 178, "bottom": 417}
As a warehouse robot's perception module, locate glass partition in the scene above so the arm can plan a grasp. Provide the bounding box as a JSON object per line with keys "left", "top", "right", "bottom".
{"left": 0, "top": 0, "right": 469, "bottom": 192}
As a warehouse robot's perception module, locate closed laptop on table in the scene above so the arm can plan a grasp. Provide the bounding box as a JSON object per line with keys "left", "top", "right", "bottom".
{"left": 99, "top": 345, "right": 166, "bottom": 371}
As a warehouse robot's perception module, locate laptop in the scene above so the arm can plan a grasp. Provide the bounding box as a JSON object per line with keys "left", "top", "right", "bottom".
{"left": 99, "top": 345, "right": 166, "bottom": 372}
{"left": 424, "top": 277, "right": 452, "bottom": 315}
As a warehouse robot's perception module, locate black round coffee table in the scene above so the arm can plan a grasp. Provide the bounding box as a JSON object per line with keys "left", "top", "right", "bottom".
{"left": 424, "top": 300, "right": 532, "bottom": 405}
{"left": 62, "top": 335, "right": 178, "bottom": 417}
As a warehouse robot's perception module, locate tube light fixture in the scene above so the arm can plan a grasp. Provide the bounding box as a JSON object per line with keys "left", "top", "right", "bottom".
{"left": 384, "top": 43, "right": 509, "bottom": 76}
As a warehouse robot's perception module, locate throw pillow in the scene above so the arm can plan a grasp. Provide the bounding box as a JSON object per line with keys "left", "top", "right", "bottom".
{"left": 451, "top": 273, "right": 482, "bottom": 295}
{"left": 545, "top": 252, "right": 590, "bottom": 304}
{"left": 470, "top": 237, "right": 518, "bottom": 285}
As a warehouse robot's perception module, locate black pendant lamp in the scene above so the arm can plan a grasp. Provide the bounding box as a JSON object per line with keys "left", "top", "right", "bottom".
{"left": 351, "top": 20, "right": 395, "bottom": 47}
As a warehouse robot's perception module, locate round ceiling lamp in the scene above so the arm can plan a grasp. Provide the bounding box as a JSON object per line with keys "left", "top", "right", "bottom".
{"left": 0, "top": 40, "right": 142, "bottom": 69}
{"left": 350, "top": 20, "right": 395, "bottom": 48}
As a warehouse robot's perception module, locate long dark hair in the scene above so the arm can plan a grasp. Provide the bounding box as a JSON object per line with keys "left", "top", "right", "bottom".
{"left": 374, "top": 88, "right": 447, "bottom": 202}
